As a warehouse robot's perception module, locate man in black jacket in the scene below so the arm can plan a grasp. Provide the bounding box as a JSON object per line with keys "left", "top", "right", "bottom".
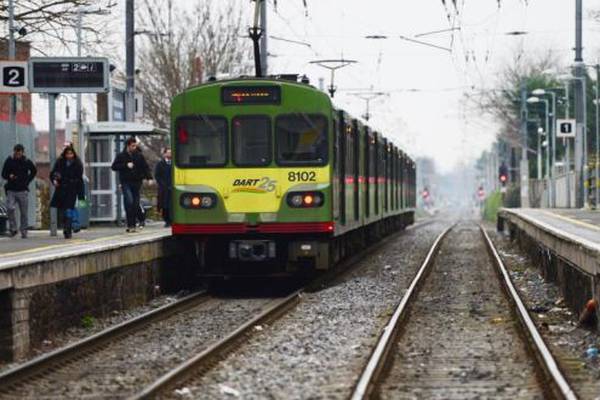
{"left": 111, "top": 137, "right": 152, "bottom": 232}
{"left": 1, "top": 144, "right": 37, "bottom": 238}
{"left": 154, "top": 147, "right": 172, "bottom": 227}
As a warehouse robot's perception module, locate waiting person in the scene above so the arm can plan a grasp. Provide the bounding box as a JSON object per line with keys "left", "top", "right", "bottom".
{"left": 135, "top": 145, "right": 148, "bottom": 229}
{"left": 50, "top": 146, "right": 84, "bottom": 239}
{"left": 111, "top": 137, "right": 152, "bottom": 233}
{"left": 1, "top": 144, "right": 37, "bottom": 238}
{"left": 154, "top": 147, "right": 172, "bottom": 227}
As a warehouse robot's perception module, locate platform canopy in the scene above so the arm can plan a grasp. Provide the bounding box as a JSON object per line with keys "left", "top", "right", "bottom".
{"left": 85, "top": 121, "right": 168, "bottom": 136}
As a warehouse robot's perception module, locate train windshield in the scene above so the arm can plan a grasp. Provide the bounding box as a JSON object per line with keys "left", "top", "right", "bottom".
{"left": 176, "top": 116, "right": 227, "bottom": 167}
{"left": 232, "top": 116, "right": 271, "bottom": 167}
{"left": 276, "top": 114, "right": 328, "bottom": 166}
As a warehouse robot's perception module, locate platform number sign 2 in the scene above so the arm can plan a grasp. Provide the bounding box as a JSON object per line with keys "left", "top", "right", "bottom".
{"left": 0, "top": 61, "right": 28, "bottom": 93}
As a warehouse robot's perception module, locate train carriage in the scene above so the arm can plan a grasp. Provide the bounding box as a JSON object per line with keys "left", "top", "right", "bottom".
{"left": 171, "top": 76, "right": 415, "bottom": 277}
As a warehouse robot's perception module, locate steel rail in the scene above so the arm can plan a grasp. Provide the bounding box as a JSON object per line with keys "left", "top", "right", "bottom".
{"left": 0, "top": 290, "right": 210, "bottom": 389}
{"left": 130, "top": 291, "right": 302, "bottom": 400}
{"left": 479, "top": 226, "right": 578, "bottom": 400}
{"left": 132, "top": 219, "right": 434, "bottom": 399}
{"left": 350, "top": 226, "right": 453, "bottom": 400}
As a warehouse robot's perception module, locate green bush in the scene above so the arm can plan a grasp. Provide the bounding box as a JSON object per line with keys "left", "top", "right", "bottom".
{"left": 81, "top": 315, "right": 96, "bottom": 329}
{"left": 483, "top": 190, "right": 503, "bottom": 222}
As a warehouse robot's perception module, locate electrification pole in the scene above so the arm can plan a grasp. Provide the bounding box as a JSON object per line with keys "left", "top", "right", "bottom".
{"left": 260, "top": 0, "right": 268, "bottom": 76}
{"left": 8, "top": 0, "right": 17, "bottom": 147}
{"left": 595, "top": 64, "right": 599, "bottom": 207}
{"left": 574, "top": 0, "right": 587, "bottom": 208}
{"left": 520, "top": 81, "right": 530, "bottom": 207}
{"left": 77, "top": 7, "right": 84, "bottom": 165}
{"left": 125, "top": 0, "right": 135, "bottom": 123}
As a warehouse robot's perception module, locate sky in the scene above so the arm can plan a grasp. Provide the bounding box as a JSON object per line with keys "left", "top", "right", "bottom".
{"left": 30, "top": 0, "right": 600, "bottom": 173}
{"left": 264, "top": 0, "right": 600, "bottom": 172}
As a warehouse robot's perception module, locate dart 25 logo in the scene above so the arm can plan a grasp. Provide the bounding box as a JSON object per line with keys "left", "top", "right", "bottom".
{"left": 232, "top": 177, "right": 277, "bottom": 193}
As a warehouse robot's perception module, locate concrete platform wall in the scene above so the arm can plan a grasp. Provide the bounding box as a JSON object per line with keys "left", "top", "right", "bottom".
{"left": 509, "top": 225, "right": 593, "bottom": 314}
{"left": 0, "top": 237, "right": 194, "bottom": 361}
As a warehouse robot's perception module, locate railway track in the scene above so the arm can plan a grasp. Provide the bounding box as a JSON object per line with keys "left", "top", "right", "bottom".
{"left": 351, "top": 222, "right": 577, "bottom": 400}
{"left": 129, "top": 220, "right": 435, "bottom": 399}
{"left": 0, "top": 221, "right": 431, "bottom": 399}
{"left": 0, "top": 292, "right": 279, "bottom": 399}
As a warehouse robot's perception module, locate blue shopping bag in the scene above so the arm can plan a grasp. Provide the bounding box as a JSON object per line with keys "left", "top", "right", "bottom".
{"left": 65, "top": 208, "right": 80, "bottom": 231}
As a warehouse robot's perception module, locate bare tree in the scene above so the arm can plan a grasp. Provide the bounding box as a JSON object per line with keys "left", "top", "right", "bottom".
{"left": 0, "top": 0, "right": 117, "bottom": 53}
{"left": 136, "top": 0, "right": 252, "bottom": 131}
{"left": 465, "top": 49, "right": 561, "bottom": 146}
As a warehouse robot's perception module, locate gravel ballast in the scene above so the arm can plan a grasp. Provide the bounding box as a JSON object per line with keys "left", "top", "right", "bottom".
{"left": 166, "top": 219, "right": 447, "bottom": 399}
{"left": 0, "top": 297, "right": 275, "bottom": 399}
{"left": 379, "top": 223, "right": 543, "bottom": 399}
{"left": 489, "top": 225, "right": 600, "bottom": 399}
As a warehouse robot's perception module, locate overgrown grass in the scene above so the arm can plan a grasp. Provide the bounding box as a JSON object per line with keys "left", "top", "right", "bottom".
{"left": 483, "top": 190, "right": 503, "bottom": 222}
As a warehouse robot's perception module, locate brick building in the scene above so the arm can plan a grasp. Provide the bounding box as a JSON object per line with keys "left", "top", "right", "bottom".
{"left": 0, "top": 40, "right": 38, "bottom": 228}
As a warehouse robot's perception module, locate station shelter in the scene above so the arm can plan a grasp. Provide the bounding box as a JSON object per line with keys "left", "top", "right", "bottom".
{"left": 85, "top": 121, "right": 167, "bottom": 223}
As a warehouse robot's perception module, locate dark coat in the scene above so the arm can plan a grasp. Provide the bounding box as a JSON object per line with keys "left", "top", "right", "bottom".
{"left": 154, "top": 159, "right": 172, "bottom": 210}
{"left": 2, "top": 156, "right": 37, "bottom": 192}
{"left": 50, "top": 157, "right": 84, "bottom": 210}
{"left": 111, "top": 149, "right": 152, "bottom": 183}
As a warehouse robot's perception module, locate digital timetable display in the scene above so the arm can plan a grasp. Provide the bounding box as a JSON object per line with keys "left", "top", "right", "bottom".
{"left": 222, "top": 86, "right": 281, "bottom": 105}
{"left": 29, "top": 57, "right": 109, "bottom": 93}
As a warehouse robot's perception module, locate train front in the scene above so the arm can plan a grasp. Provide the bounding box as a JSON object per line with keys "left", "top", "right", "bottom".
{"left": 171, "top": 79, "right": 334, "bottom": 277}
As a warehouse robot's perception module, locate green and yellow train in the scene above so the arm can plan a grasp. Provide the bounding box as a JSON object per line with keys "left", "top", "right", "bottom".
{"left": 171, "top": 76, "right": 416, "bottom": 277}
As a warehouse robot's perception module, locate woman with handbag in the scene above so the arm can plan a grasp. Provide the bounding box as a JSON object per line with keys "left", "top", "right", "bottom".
{"left": 50, "top": 145, "right": 85, "bottom": 239}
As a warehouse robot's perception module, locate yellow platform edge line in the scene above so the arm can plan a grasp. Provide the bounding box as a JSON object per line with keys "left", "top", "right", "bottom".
{"left": 539, "top": 209, "right": 600, "bottom": 233}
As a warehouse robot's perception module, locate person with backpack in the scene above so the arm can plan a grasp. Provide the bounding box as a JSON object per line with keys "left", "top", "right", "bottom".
{"left": 50, "top": 145, "right": 84, "bottom": 239}
{"left": 1, "top": 144, "right": 37, "bottom": 238}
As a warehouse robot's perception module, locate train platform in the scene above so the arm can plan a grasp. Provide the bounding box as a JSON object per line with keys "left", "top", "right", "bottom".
{"left": 498, "top": 208, "right": 600, "bottom": 316}
{"left": 0, "top": 223, "right": 180, "bottom": 361}
{"left": 0, "top": 223, "right": 170, "bottom": 272}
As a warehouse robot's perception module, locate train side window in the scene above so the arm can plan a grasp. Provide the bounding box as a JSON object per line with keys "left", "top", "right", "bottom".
{"left": 232, "top": 115, "right": 271, "bottom": 167}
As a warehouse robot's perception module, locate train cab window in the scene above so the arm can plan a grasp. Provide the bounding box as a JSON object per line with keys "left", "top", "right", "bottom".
{"left": 276, "top": 114, "right": 328, "bottom": 166}
{"left": 232, "top": 116, "right": 271, "bottom": 166}
{"left": 175, "top": 116, "right": 227, "bottom": 167}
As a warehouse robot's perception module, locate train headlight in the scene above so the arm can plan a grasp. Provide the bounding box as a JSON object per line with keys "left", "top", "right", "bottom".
{"left": 287, "top": 192, "right": 324, "bottom": 208}
{"left": 180, "top": 193, "right": 217, "bottom": 209}
{"left": 290, "top": 194, "right": 303, "bottom": 207}
{"left": 201, "top": 196, "right": 214, "bottom": 208}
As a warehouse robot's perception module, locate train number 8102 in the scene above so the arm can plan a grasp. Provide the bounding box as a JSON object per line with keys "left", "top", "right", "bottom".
{"left": 288, "top": 171, "right": 317, "bottom": 182}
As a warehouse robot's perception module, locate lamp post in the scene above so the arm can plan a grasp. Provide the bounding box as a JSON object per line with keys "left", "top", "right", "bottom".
{"left": 532, "top": 88, "right": 558, "bottom": 207}
{"left": 560, "top": 73, "right": 588, "bottom": 208}
{"left": 527, "top": 96, "right": 549, "bottom": 178}
{"left": 594, "top": 94, "right": 599, "bottom": 208}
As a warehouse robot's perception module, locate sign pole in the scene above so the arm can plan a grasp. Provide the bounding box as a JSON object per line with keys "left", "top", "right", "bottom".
{"left": 49, "top": 94, "right": 58, "bottom": 236}
{"left": 8, "top": 0, "right": 17, "bottom": 148}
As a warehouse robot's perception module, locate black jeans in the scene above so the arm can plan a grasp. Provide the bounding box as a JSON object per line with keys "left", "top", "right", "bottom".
{"left": 122, "top": 181, "right": 142, "bottom": 228}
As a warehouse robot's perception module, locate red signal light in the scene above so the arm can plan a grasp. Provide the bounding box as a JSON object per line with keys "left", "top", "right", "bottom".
{"left": 422, "top": 190, "right": 429, "bottom": 199}
{"left": 500, "top": 175, "right": 507, "bottom": 182}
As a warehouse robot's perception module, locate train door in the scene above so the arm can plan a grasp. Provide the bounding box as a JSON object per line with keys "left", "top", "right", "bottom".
{"left": 374, "top": 134, "right": 379, "bottom": 215}
{"left": 364, "top": 128, "right": 370, "bottom": 219}
{"left": 383, "top": 140, "right": 388, "bottom": 213}
{"left": 353, "top": 120, "right": 360, "bottom": 222}
{"left": 338, "top": 111, "right": 346, "bottom": 225}
{"left": 333, "top": 116, "right": 340, "bottom": 222}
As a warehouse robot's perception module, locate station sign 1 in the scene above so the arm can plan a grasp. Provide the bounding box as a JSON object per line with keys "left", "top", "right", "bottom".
{"left": 0, "top": 61, "right": 28, "bottom": 93}
{"left": 28, "top": 57, "right": 110, "bottom": 94}
{"left": 556, "top": 119, "right": 576, "bottom": 138}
